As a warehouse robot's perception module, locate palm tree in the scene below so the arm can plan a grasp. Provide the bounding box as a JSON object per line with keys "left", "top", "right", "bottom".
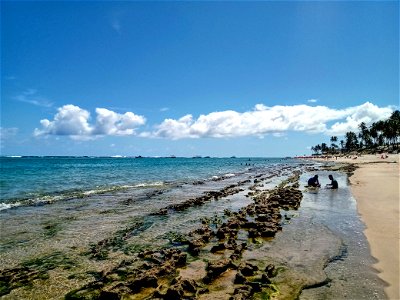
{"left": 370, "top": 123, "right": 378, "bottom": 147}
{"left": 330, "top": 136, "right": 338, "bottom": 154}
{"left": 321, "top": 143, "right": 329, "bottom": 154}
{"left": 384, "top": 110, "right": 400, "bottom": 147}
{"left": 311, "top": 146, "right": 316, "bottom": 155}
{"left": 358, "top": 122, "right": 372, "bottom": 148}
{"left": 389, "top": 110, "right": 400, "bottom": 147}
{"left": 314, "top": 144, "right": 322, "bottom": 155}
{"left": 345, "top": 131, "right": 358, "bottom": 152}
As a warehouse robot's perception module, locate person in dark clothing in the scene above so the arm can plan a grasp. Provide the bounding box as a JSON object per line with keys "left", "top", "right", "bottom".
{"left": 327, "top": 174, "right": 338, "bottom": 189}
{"left": 307, "top": 175, "right": 320, "bottom": 187}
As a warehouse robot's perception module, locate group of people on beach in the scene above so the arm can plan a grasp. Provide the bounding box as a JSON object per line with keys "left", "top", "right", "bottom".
{"left": 307, "top": 174, "right": 338, "bottom": 189}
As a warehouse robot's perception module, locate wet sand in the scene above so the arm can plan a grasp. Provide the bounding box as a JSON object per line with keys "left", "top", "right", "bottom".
{"left": 312, "top": 154, "right": 399, "bottom": 299}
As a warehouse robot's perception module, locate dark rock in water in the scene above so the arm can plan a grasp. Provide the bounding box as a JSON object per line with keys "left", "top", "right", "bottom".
{"left": 230, "top": 285, "right": 253, "bottom": 300}
{"left": 179, "top": 278, "right": 198, "bottom": 293}
{"left": 260, "top": 228, "right": 277, "bottom": 238}
{"left": 211, "top": 243, "right": 226, "bottom": 253}
{"left": 162, "top": 278, "right": 198, "bottom": 299}
{"left": 128, "top": 274, "right": 158, "bottom": 292}
{"left": 173, "top": 253, "right": 187, "bottom": 267}
{"left": 264, "top": 264, "right": 276, "bottom": 278}
{"left": 204, "top": 259, "right": 233, "bottom": 283}
{"left": 193, "top": 180, "right": 205, "bottom": 185}
{"left": 198, "top": 287, "right": 209, "bottom": 294}
{"left": 238, "top": 262, "right": 258, "bottom": 276}
{"left": 216, "top": 228, "right": 226, "bottom": 239}
{"left": 164, "top": 285, "right": 183, "bottom": 299}
{"left": 152, "top": 208, "right": 168, "bottom": 216}
{"left": 188, "top": 239, "right": 204, "bottom": 256}
{"left": 226, "top": 237, "right": 237, "bottom": 250}
{"left": 248, "top": 228, "right": 261, "bottom": 238}
{"left": 233, "top": 242, "right": 247, "bottom": 255}
{"left": 234, "top": 271, "right": 246, "bottom": 284}
{"left": 247, "top": 281, "right": 262, "bottom": 292}
{"left": 98, "top": 290, "right": 121, "bottom": 300}
{"left": 261, "top": 273, "right": 272, "bottom": 284}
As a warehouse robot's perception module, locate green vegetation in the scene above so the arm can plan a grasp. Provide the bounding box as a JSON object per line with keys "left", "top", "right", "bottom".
{"left": 42, "top": 221, "right": 63, "bottom": 238}
{"left": 0, "top": 252, "right": 76, "bottom": 296}
{"left": 86, "top": 217, "right": 155, "bottom": 260}
{"left": 311, "top": 110, "right": 400, "bottom": 155}
{"left": 163, "top": 231, "right": 189, "bottom": 245}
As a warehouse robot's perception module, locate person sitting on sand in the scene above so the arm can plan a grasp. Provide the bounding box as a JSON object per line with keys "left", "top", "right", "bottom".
{"left": 307, "top": 175, "right": 320, "bottom": 187}
{"left": 326, "top": 174, "right": 338, "bottom": 189}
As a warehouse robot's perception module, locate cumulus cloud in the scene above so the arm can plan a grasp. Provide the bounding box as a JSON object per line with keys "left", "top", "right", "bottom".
{"left": 144, "top": 102, "right": 393, "bottom": 139}
{"left": 34, "top": 105, "right": 146, "bottom": 140}
{"left": 307, "top": 99, "right": 318, "bottom": 103}
{"left": 34, "top": 101, "right": 393, "bottom": 141}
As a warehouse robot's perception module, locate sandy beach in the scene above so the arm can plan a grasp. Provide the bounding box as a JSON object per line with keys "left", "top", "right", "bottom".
{"left": 314, "top": 154, "right": 400, "bottom": 299}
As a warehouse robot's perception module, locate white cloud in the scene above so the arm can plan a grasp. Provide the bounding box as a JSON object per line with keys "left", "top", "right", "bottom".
{"left": 14, "top": 89, "right": 53, "bottom": 108}
{"left": 144, "top": 102, "right": 393, "bottom": 139}
{"left": 160, "top": 107, "right": 169, "bottom": 112}
{"left": 34, "top": 105, "right": 146, "bottom": 139}
{"left": 307, "top": 99, "right": 318, "bottom": 103}
{"left": 327, "top": 102, "right": 393, "bottom": 135}
{"left": 34, "top": 101, "right": 393, "bottom": 141}
{"left": 94, "top": 108, "right": 146, "bottom": 136}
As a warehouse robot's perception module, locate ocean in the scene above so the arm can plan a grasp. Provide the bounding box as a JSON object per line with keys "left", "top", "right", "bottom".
{"left": 0, "top": 156, "right": 295, "bottom": 210}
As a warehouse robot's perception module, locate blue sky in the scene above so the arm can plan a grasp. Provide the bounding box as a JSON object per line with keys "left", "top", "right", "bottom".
{"left": 1, "top": 1, "right": 398, "bottom": 157}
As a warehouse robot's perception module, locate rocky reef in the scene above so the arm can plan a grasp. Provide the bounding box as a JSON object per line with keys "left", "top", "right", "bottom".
{"left": 1, "top": 170, "right": 305, "bottom": 299}
{"left": 61, "top": 171, "right": 303, "bottom": 299}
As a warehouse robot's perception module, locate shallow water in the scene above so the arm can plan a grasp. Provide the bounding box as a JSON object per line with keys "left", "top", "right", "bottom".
{"left": 242, "top": 171, "right": 386, "bottom": 299}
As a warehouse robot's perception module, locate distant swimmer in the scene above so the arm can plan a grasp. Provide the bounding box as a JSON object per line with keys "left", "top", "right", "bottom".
{"left": 307, "top": 175, "right": 320, "bottom": 187}
{"left": 326, "top": 174, "right": 338, "bottom": 189}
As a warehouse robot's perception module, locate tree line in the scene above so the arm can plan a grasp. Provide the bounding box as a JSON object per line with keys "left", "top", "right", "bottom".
{"left": 311, "top": 110, "right": 400, "bottom": 155}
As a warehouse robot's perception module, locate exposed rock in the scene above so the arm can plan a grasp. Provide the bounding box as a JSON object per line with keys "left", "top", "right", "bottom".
{"left": 230, "top": 285, "right": 253, "bottom": 300}
{"left": 128, "top": 274, "right": 158, "bottom": 292}
{"left": 238, "top": 262, "right": 258, "bottom": 276}
{"left": 210, "top": 243, "right": 226, "bottom": 253}
{"left": 204, "top": 259, "right": 233, "bottom": 283}
{"left": 234, "top": 271, "right": 246, "bottom": 284}
{"left": 264, "top": 264, "right": 276, "bottom": 278}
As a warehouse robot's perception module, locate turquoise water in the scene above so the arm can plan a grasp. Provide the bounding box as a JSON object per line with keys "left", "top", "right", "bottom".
{"left": 0, "top": 156, "right": 295, "bottom": 209}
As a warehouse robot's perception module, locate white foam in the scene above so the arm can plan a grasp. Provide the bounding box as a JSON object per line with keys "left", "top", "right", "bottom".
{"left": 133, "top": 182, "right": 164, "bottom": 188}
{"left": 223, "top": 173, "right": 236, "bottom": 178}
{"left": 0, "top": 202, "right": 19, "bottom": 211}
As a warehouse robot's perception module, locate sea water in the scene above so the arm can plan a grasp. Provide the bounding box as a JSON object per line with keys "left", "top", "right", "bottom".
{"left": 0, "top": 156, "right": 295, "bottom": 210}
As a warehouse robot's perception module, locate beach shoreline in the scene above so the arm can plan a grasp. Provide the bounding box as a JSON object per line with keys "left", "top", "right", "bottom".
{"left": 0, "top": 157, "right": 392, "bottom": 299}
{"left": 309, "top": 154, "right": 400, "bottom": 299}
